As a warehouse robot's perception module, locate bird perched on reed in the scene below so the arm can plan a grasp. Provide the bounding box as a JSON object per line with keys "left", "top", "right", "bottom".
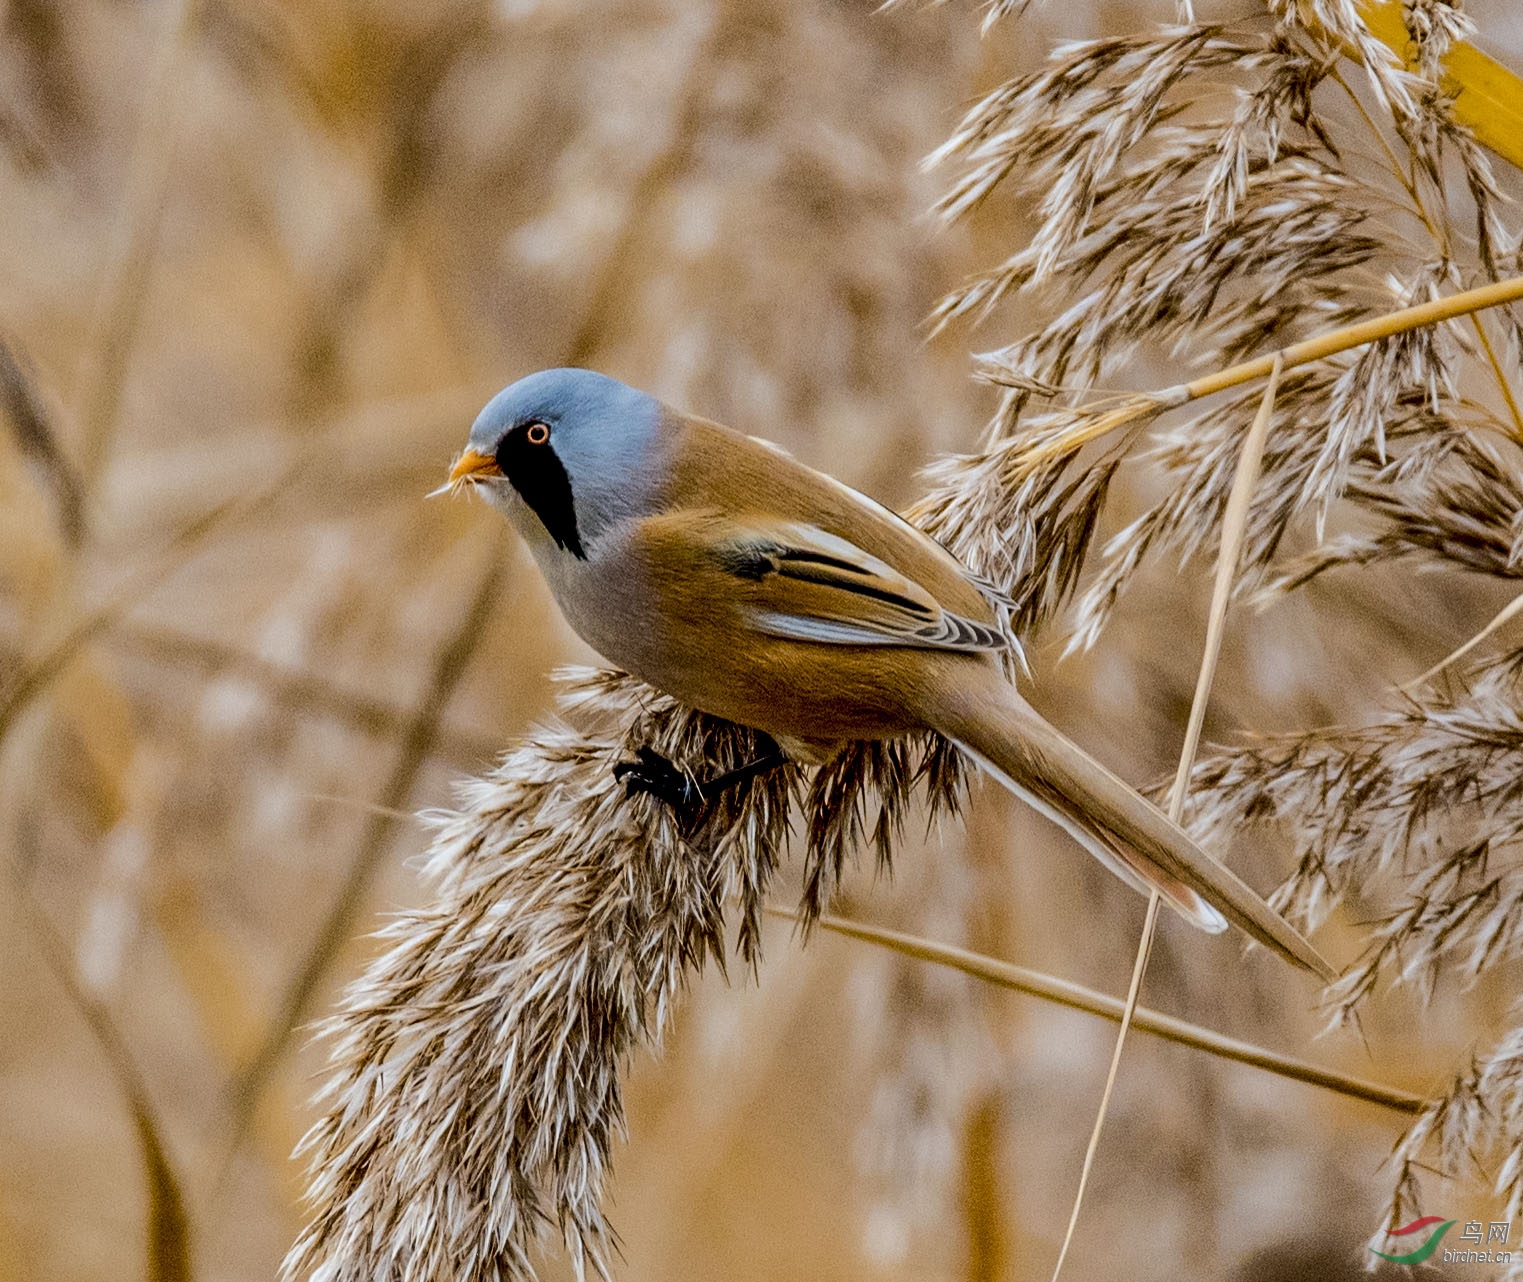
{"left": 443, "top": 367, "right": 1332, "bottom": 979}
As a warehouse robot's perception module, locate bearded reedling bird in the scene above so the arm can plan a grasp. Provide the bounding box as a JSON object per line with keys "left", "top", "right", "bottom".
{"left": 442, "top": 368, "right": 1333, "bottom": 980}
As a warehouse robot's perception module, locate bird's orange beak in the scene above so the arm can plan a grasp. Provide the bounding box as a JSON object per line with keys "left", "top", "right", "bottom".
{"left": 448, "top": 449, "right": 502, "bottom": 484}
{"left": 430, "top": 448, "right": 503, "bottom": 498}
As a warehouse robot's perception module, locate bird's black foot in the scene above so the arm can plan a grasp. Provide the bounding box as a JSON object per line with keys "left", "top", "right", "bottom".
{"left": 613, "top": 737, "right": 789, "bottom": 832}
{"left": 613, "top": 747, "right": 707, "bottom": 827}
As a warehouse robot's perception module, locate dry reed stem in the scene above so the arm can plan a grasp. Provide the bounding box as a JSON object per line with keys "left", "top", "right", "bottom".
{"left": 1048, "top": 888, "right": 1162, "bottom": 1282}
{"left": 1171, "top": 354, "right": 1288, "bottom": 812}
{"left": 1398, "top": 590, "right": 1523, "bottom": 693}
{"left": 1050, "top": 356, "right": 1288, "bottom": 1282}
{"left": 0, "top": 333, "right": 82, "bottom": 544}
{"left": 105, "top": 623, "right": 501, "bottom": 766}
{"left": 788, "top": 909, "right": 1421, "bottom": 1115}
{"left": 13, "top": 878, "right": 192, "bottom": 1282}
{"left": 1174, "top": 275, "right": 1523, "bottom": 402}
{"left": 74, "top": 0, "right": 204, "bottom": 486}
{"left": 1022, "top": 274, "right": 1523, "bottom": 472}
{"left": 149, "top": 877, "right": 309, "bottom": 1209}
{"left": 0, "top": 478, "right": 287, "bottom": 742}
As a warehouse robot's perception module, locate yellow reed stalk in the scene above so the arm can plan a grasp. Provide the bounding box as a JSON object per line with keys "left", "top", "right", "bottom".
{"left": 1169, "top": 274, "right": 1523, "bottom": 406}
{"left": 1012, "top": 275, "right": 1523, "bottom": 472}
{"left": 1360, "top": 0, "right": 1523, "bottom": 171}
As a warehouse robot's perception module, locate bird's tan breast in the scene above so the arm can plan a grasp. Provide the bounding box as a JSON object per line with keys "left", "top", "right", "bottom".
{"left": 574, "top": 521, "right": 992, "bottom": 739}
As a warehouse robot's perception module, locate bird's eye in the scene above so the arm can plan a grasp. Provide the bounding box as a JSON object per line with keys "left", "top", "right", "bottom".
{"left": 525, "top": 422, "right": 550, "bottom": 446}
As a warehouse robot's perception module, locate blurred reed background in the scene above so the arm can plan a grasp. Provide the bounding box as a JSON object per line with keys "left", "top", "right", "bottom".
{"left": 3, "top": 1, "right": 1523, "bottom": 1279}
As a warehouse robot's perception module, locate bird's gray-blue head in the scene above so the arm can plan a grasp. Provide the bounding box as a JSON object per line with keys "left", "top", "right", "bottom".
{"left": 448, "top": 368, "right": 664, "bottom": 558}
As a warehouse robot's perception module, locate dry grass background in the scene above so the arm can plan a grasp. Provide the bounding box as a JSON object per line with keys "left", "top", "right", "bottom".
{"left": 4, "top": 1, "right": 1523, "bottom": 1280}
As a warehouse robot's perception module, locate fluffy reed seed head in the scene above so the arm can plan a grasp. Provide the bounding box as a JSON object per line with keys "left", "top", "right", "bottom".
{"left": 283, "top": 668, "right": 966, "bottom": 1282}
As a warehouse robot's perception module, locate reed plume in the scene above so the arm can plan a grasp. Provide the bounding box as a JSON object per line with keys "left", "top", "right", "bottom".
{"left": 284, "top": 669, "right": 964, "bottom": 1281}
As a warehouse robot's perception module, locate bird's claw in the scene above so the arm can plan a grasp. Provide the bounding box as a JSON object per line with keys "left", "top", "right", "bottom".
{"left": 613, "top": 747, "right": 706, "bottom": 827}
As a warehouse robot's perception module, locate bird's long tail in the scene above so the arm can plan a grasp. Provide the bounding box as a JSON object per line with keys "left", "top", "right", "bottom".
{"left": 928, "top": 671, "right": 1333, "bottom": 980}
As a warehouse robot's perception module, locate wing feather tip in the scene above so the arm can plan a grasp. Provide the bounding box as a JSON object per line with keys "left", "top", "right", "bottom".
{"left": 1192, "top": 899, "right": 1229, "bottom": 933}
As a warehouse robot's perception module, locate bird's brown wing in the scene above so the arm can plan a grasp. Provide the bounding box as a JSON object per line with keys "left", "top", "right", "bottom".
{"left": 664, "top": 415, "right": 1003, "bottom": 627}
{"left": 714, "top": 520, "right": 1007, "bottom": 653}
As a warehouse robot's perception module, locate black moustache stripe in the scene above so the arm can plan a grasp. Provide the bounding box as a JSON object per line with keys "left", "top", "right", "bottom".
{"left": 496, "top": 427, "right": 586, "bottom": 559}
